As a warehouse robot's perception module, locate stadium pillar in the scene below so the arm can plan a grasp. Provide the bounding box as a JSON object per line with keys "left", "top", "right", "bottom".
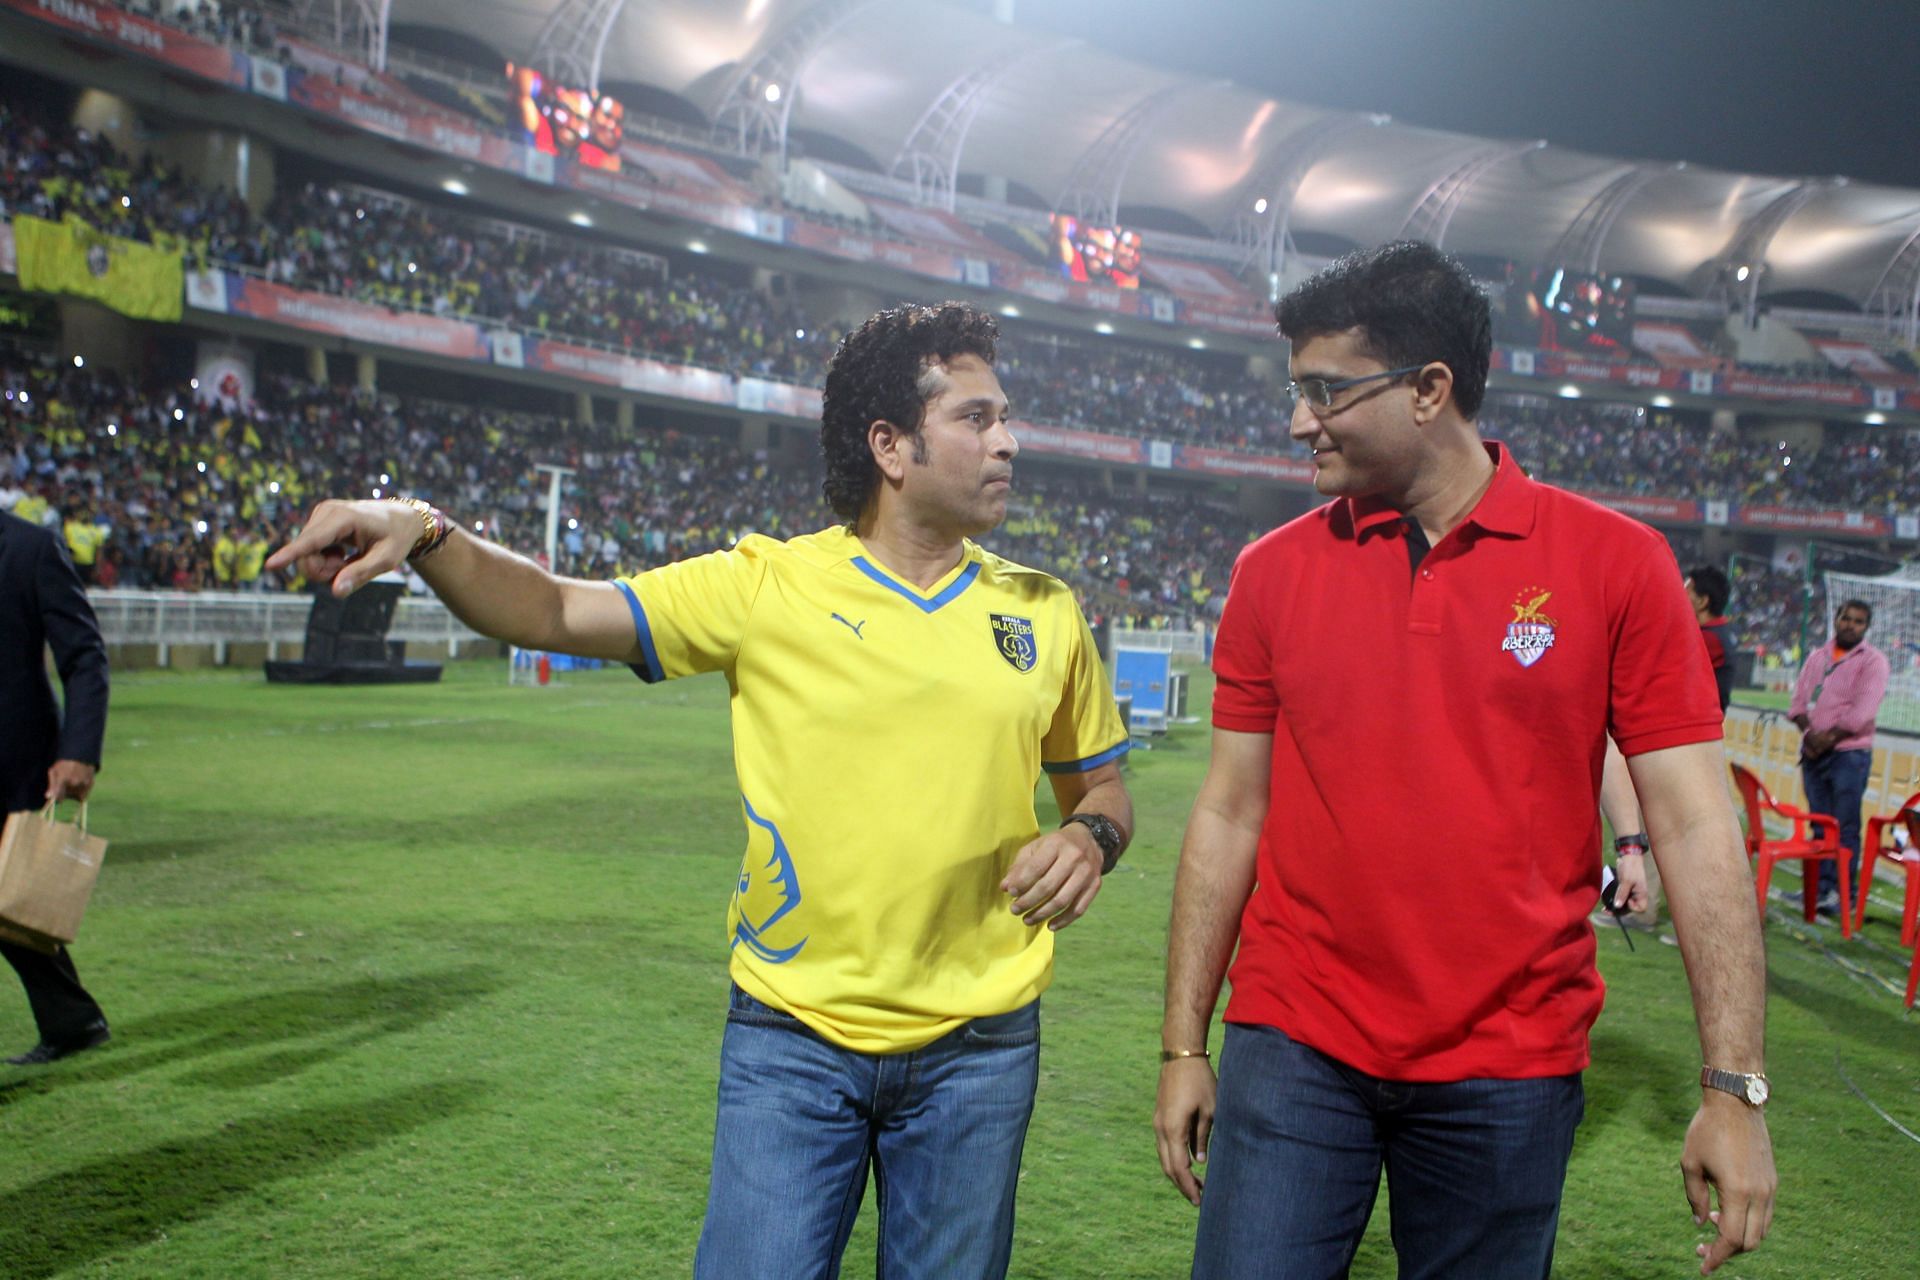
{"left": 1238, "top": 484, "right": 1298, "bottom": 529}
{"left": 616, "top": 399, "right": 635, "bottom": 432}
{"left": 151, "top": 129, "right": 277, "bottom": 212}
{"left": 774, "top": 425, "right": 813, "bottom": 468}
{"left": 306, "top": 346, "right": 328, "bottom": 386}
{"left": 356, "top": 354, "right": 378, "bottom": 392}
{"left": 70, "top": 90, "right": 141, "bottom": 163}
{"left": 574, "top": 391, "right": 595, "bottom": 425}
{"left": 1710, "top": 409, "right": 1738, "bottom": 436}
{"left": 57, "top": 299, "right": 138, "bottom": 374}
{"left": 740, "top": 418, "right": 772, "bottom": 454}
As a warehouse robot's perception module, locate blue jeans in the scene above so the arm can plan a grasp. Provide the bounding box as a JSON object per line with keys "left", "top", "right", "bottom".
{"left": 694, "top": 985, "right": 1040, "bottom": 1279}
{"left": 1802, "top": 747, "right": 1871, "bottom": 898}
{"left": 1192, "top": 1025, "right": 1585, "bottom": 1280}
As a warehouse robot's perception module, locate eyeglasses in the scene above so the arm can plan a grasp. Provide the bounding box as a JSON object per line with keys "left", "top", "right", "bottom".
{"left": 1285, "top": 365, "right": 1425, "bottom": 410}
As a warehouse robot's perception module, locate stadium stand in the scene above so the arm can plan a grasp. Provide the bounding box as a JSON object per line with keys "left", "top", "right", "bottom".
{"left": 0, "top": 353, "right": 1253, "bottom": 627}
{"left": 0, "top": 2, "right": 1915, "bottom": 681}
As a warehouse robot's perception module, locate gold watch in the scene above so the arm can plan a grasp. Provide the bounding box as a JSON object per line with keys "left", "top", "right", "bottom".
{"left": 1700, "top": 1066, "right": 1770, "bottom": 1106}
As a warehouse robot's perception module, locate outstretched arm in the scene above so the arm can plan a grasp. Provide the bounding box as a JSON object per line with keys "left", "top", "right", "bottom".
{"left": 267, "top": 498, "right": 640, "bottom": 660}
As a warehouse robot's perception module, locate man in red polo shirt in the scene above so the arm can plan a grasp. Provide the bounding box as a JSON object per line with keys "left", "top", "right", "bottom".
{"left": 1154, "top": 242, "right": 1774, "bottom": 1279}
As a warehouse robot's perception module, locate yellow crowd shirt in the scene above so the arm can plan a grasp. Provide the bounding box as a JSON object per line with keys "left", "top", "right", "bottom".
{"left": 212, "top": 535, "right": 239, "bottom": 584}
{"left": 615, "top": 526, "right": 1128, "bottom": 1054}
{"left": 64, "top": 519, "right": 107, "bottom": 566}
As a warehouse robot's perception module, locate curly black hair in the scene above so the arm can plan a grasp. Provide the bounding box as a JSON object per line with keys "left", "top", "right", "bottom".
{"left": 1275, "top": 240, "right": 1492, "bottom": 419}
{"left": 820, "top": 302, "right": 999, "bottom": 524}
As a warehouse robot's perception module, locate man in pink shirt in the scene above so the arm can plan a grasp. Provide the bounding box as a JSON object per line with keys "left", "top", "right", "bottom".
{"left": 1790, "top": 600, "right": 1891, "bottom": 914}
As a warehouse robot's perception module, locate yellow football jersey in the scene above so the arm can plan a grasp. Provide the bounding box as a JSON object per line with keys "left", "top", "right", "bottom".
{"left": 616, "top": 526, "right": 1128, "bottom": 1053}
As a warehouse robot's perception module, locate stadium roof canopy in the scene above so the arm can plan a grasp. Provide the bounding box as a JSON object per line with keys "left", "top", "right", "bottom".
{"left": 389, "top": 0, "right": 1920, "bottom": 314}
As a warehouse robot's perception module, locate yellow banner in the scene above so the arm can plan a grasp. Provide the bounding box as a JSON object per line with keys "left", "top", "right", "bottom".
{"left": 12, "top": 215, "right": 183, "bottom": 322}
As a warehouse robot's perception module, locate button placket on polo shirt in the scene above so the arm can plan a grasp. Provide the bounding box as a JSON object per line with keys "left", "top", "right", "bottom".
{"left": 1407, "top": 539, "right": 1455, "bottom": 636}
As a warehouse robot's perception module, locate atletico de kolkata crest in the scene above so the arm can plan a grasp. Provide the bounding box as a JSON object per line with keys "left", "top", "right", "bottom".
{"left": 1501, "top": 588, "right": 1557, "bottom": 668}
{"left": 990, "top": 614, "right": 1038, "bottom": 673}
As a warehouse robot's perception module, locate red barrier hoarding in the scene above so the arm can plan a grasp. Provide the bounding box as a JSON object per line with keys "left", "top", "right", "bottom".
{"left": 1581, "top": 492, "right": 1702, "bottom": 523}
{"left": 558, "top": 164, "right": 767, "bottom": 238}
{"left": 525, "top": 339, "right": 738, "bottom": 407}
{"left": 1176, "top": 447, "right": 1315, "bottom": 483}
{"left": 1736, "top": 506, "right": 1890, "bottom": 537}
{"left": 1182, "top": 302, "right": 1275, "bottom": 336}
{"left": 736, "top": 378, "right": 823, "bottom": 420}
{"left": 3, "top": 0, "right": 246, "bottom": 85}
{"left": 1720, "top": 372, "right": 1868, "bottom": 408}
{"left": 222, "top": 276, "right": 488, "bottom": 360}
{"left": 785, "top": 220, "right": 966, "bottom": 282}
{"left": 1010, "top": 422, "right": 1146, "bottom": 466}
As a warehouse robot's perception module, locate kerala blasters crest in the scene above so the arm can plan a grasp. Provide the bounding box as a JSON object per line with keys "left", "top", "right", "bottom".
{"left": 990, "top": 613, "right": 1038, "bottom": 672}
{"left": 1501, "top": 588, "right": 1557, "bottom": 668}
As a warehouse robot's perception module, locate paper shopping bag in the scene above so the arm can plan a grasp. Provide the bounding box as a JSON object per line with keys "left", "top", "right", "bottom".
{"left": 0, "top": 802, "right": 108, "bottom": 954}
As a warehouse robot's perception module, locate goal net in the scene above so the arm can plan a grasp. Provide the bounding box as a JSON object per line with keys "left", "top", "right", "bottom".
{"left": 1822, "top": 562, "right": 1920, "bottom": 733}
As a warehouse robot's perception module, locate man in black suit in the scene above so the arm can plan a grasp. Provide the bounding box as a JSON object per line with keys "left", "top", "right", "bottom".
{"left": 1, "top": 508, "right": 112, "bottom": 1064}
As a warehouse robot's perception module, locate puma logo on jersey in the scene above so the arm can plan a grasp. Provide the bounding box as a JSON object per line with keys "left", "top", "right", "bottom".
{"left": 831, "top": 613, "right": 866, "bottom": 640}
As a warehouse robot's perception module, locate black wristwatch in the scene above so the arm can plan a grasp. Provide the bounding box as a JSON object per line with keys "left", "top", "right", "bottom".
{"left": 1062, "top": 812, "right": 1125, "bottom": 875}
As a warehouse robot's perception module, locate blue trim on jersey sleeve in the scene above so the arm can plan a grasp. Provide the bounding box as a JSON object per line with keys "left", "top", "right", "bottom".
{"left": 851, "top": 556, "right": 982, "bottom": 613}
{"left": 612, "top": 579, "right": 665, "bottom": 683}
{"left": 1041, "top": 739, "right": 1132, "bottom": 774}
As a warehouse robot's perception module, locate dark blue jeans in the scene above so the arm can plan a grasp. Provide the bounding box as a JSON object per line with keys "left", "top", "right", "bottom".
{"left": 1192, "top": 1025, "right": 1585, "bottom": 1280}
{"left": 694, "top": 984, "right": 1040, "bottom": 1279}
{"left": 1802, "top": 747, "right": 1871, "bottom": 898}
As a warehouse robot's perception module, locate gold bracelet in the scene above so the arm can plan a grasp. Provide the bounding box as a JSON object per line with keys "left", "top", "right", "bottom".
{"left": 385, "top": 496, "right": 451, "bottom": 561}
{"left": 1159, "top": 1048, "right": 1210, "bottom": 1064}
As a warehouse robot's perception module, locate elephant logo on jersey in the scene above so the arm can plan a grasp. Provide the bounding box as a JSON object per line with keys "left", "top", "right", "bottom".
{"left": 1502, "top": 588, "right": 1557, "bottom": 668}
{"left": 731, "top": 796, "right": 807, "bottom": 963}
{"left": 990, "top": 614, "right": 1038, "bottom": 673}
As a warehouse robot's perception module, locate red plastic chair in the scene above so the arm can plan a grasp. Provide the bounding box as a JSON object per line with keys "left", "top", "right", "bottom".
{"left": 1852, "top": 793, "right": 1920, "bottom": 945}
{"left": 1729, "top": 764, "right": 1852, "bottom": 939}
{"left": 1905, "top": 815, "right": 1920, "bottom": 1011}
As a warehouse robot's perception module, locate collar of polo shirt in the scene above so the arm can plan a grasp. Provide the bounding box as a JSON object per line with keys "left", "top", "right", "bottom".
{"left": 1337, "top": 442, "right": 1538, "bottom": 543}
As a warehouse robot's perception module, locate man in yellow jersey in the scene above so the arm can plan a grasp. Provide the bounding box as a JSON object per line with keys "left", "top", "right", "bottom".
{"left": 268, "top": 302, "right": 1134, "bottom": 1278}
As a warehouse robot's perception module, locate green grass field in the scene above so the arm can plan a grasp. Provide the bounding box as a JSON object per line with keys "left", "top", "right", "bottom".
{"left": 2, "top": 663, "right": 1916, "bottom": 1278}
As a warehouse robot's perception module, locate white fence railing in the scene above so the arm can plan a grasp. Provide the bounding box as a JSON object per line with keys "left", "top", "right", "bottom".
{"left": 89, "top": 589, "right": 490, "bottom": 664}
{"left": 1722, "top": 704, "right": 1920, "bottom": 821}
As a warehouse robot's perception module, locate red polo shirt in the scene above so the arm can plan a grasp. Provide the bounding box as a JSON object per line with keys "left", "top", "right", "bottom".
{"left": 1211, "top": 443, "right": 1722, "bottom": 1080}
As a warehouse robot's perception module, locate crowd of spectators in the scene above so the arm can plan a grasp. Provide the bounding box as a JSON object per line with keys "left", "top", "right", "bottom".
{"left": 124, "top": 1, "right": 285, "bottom": 55}
{"left": 0, "top": 93, "right": 832, "bottom": 383}
{"left": 1485, "top": 397, "right": 1920, "bottom": 515}
{"left": 8, "top": 83, "right": 1920, "bottom": 506}
{"left": 241, "top": 184, "right": 834, "bottom": 380}
{"left": 996, "top": 335, "right": 1287, "bottom": 451}
{"left": 0, "top": 354, "right": 1251, "bottom": 628}
{"left": 16, "top": 347, "right": 1906, "bottom": 658}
